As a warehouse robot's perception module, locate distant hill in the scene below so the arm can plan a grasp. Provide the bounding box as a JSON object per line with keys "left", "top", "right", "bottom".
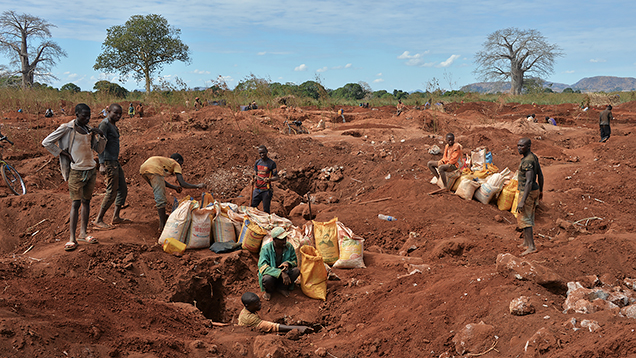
{"left": 460, "top": 76, "right": 636, "bottom": 93}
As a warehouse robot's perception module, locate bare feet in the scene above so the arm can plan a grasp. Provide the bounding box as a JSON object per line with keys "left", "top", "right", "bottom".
{"left": 112, "top": 217, "right": 132, "bottom": 225}
{"left": 277, "top": 289, "right": 290, "bottom": 298}
{"left": 263, "top": 292, "right": 271, "bottom": 301}
{"left": 93, "top": 220, "right": 113, "bottom": 230}
{"left": 520, "top": 247, "right": 537, "bottom": 256}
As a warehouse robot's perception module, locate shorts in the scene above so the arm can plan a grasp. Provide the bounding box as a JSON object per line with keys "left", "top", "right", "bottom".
{"left": 68, "top": 168, "right": 97, "bottom": 201}
{"left": 517, "top": 189, "right": 540, "bottom": 229}
{"left": 142, "top": 173, "right": 168, "bottom": 208}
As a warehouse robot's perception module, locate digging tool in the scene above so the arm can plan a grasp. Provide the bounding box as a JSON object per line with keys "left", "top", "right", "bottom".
{"left": 305, "top": 193, "right": 316, "bottom": 220}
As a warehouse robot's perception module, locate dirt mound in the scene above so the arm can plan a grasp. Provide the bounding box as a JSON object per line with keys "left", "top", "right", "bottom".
{"left": 1, "top": 100, "right": 635, "bottom": 357}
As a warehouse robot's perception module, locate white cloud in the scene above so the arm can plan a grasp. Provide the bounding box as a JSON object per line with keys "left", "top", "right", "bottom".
{"left": 376, "top": 73, "right": 382, "bottom": 76}
{"left": 345, "top": 63, "right": 352, "bottom": 68}
{"left": 590, "top": 58, "right": 606, "bottom": 63}
{"left": 565, "top": 70, "right": 575, "bottom": 74}
{"left": 438, "top": 54, "right": 460, "bottom": 67}
{"left": 398, "top": 50, "right": 433, "bottom": 67}
{"left": 294, "top": 64, "right": 308, "bottom": 71}
{"left": 373, "top": 78, "right": 384, "bottom": 83}
{"left": 316, "top": 66, "right": 328, "bottom": 73}
{"left": 257, "top": 51, "right": 267, "bottom": 55}
{"left": 219, "top": 75, "right": 234, "bottom": 83}
{"left": 193, "top": 69, "right": 211, "bottom": 74}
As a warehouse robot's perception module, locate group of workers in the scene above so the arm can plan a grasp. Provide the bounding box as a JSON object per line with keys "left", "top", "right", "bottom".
{"left": 427, "top": 132, "right": 544, "bottom": 256}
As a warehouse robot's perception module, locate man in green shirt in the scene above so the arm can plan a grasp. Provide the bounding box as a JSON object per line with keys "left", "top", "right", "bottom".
{"left": 515, "top": 138, "right": 544, "bottom": 256}
{"left": 258, "top": 227, "right": 299, "bottom": 301}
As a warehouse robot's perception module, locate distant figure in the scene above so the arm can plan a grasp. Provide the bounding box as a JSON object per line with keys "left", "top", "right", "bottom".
{"left": 599, "top": 105, "right": 613, "bottom": 143}
{"left": 338, "top": 108, "right": 345, "bottom": 123}
{"left": 194, "top": 97, "right": 202, "bottom": 111}
{"left": 248, "top": 101, "right": 258, "bottom": 110}
{"left": 515, "top": 138, "right": 544, "bottom": 256}
{"left": 17, "top": 108, "right": 22, "bottom": 113}
{"left": 136, "top": 103, "right": 144, "bottom": 118}
{"left": 45, "top": 108, "right": 54, "bottom": 118}
{"left": 101, "top": 107, "right": 108, "bottom": 117}
{"left": 364, "top": 102, "right": 369, "bottom": 109}
{"left": 128, "top": 103, "right": 135, "bottom": 118}
{"left": 545, "top": 116, "right": 556, "bottom": 126}
{"left": 526, "top": 114, "right": 537, "bottom": 122}
{"left": 396, "top": 100, "right": 405, "bottom": 116}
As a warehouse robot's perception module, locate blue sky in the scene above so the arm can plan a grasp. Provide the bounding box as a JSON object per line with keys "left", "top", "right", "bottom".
{"left": 1, "top": 0, "right": 635, "bottom": 92}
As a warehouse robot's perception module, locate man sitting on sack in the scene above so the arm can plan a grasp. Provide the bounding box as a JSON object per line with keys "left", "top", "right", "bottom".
{"left": 258, "top": 227, "right": 300, "bottom": 301}
{"left": 428, "top": 133, "right": 462, "bottom": 189}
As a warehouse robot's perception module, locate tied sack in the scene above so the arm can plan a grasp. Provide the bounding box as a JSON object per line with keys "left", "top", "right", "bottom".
{"left": 474, "top": 173, "right": 505, "bottom": 204}
{"left": 239, "top": 218, "right": 267, "bottom": 254}
{"left": 212, "top": 202, "right": 237, "bottom": 243}
{"left": 333, "top": 222, "right": 365, "bottom": 269}
{"left": 186, "top": 205, "right": 216, "bottom": 249}
{"left": 497, "top": 178, "right": 518, "bottom": 211}
{"left": 300, "top": 245, "right": 328, "bottom": 300}
{"left": 159, "top": 199, "right": 197, "bottom": 245}
{"left": 455, "top": 179, "right": 480, "bottom": 200}
{"left": 313, "top": 218, "right": 339, "bottom": 265}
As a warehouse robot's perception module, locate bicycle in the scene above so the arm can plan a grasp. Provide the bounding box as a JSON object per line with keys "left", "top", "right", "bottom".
{"left": 0, "top": 131, "right": 27, "bottom": 196}
{"left": 283, "top": 119, "right": 309, "bottom": 135}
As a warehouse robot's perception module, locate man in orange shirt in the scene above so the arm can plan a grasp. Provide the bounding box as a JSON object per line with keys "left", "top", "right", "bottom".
{"left": 428, "top": 133, "right": 462, "bottom": 189}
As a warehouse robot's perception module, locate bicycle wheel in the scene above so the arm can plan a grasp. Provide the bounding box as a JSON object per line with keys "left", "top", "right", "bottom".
{"left": 2, "top": 163, "right": 26, "bottom": 195}
{"left": 299, "top": 125, "right": 309, "bottom": 134}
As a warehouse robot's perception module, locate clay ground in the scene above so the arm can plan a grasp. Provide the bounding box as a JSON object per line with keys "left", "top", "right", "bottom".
{"left": 0, "top": 99, "right": 636, "bottom": 357}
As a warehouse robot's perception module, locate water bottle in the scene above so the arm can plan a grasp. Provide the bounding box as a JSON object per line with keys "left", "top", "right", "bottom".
{"left": 378, "top": 214, "right": 397, "bottom": 221}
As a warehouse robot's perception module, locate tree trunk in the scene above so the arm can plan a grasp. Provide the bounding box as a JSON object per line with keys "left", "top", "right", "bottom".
{"left": 510, "top": 67, "right": 524, "bottom": 95}
{"left": 145, "top": 70, "right": 151, "bottom": 93}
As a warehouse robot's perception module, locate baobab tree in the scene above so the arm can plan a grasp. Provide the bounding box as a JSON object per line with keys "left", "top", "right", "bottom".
{"left": 474, "top": 28, "right": 563, "bottom": 95}
{"left": 0, "top": 11, "right": 66, "bottom": 88}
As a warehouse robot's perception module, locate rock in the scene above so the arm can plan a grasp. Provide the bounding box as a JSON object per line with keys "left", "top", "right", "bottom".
{"left": 580, "top": 319, "right": 601, "bottom": 332}
{"left": 253, "top": 335, "right": 288, "bottom": 358}
{"left": 285, "top": 328, "right": 301, "bottom": 341}
{"left": 123, "top": 253, "right": 135, "bottom": 263}
{"left": 625, "top": 278, "right": 636, "bottom": 290}
{"left": 524, "top": 328, "right": 558, "bottom": 356}
{"left": 574, "top": 274, "right": 599, "bottom": 288}
{"left": 428, "top": 145, "right": 441, "bottom": 155}
{"left": 191, "top": 340, "right": 206, "bottom": 349}
{"left": 600, "top": 273, "right": 619, "bottom": 287}
{"left": 452, "top": 321, "right": 495, "bottom": 355}
{"left": 509, "top": 296, "right": 535, "bottom": 316}
{"left": 563, "top": 282, "right": 621, "bottom": 314}
{"left": 280, "top": 189, "right": 302, "bottom": 214}
{"left": 555, "top": 218, "right": 574, "bottom": 231}
{"left": 234, "top": 342, "right": 248, "bottom": 356}
{"left": 494, "top": 215, "right": 503, "bottom": 223}
{"left": 431, "top": 238, "right": 472, "bottom": 258}
{"left": 620, "top": 305, "right": 636, "bottom": 319}
{"left": 496, "top": 253, "right": 566, "bottom": 293}
{"left": 314, "top": 347, "right": 327, "bottom": 357}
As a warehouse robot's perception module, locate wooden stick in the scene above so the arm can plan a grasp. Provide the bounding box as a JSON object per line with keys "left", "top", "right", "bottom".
{"left": 357, "top": 197, "right": 392, "bottom": 205}
{"left": 351, "top": 178, "right": 363, "bottom": 183}
{"left": 427, "top": 188, "right": 447, "bottom": 195}
{"left": 35, "top": 158, "right": 52, "bottom": 173}
{"left": 465, "top": 339, "right": 498, "bottom": 357}
{"left": 211, "top": 321, "right": 229, "bottom": 327}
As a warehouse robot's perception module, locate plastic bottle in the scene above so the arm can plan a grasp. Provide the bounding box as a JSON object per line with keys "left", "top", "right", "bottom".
{"left": 378, "top": 214, "right": 397, "bottom": 221}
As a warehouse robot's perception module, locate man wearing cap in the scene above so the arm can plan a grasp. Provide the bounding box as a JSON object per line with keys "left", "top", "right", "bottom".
{"left": 257, "top": 227, "right": 300, "bottom": 301}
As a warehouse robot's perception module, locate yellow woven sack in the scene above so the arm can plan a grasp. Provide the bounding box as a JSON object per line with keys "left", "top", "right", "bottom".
{"left": 313, "top": 218, "right": 339, "bottom": 265}
{"left": 299, "top": 245, "right": 328, "bottom": 300}
{"left": 240, "top": 218, "right": 267, "bottom": 253}
{"left": 510, "top": 191, "right": 520, "bottom": 217}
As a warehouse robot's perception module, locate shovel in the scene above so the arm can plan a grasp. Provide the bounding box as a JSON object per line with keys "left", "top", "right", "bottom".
{"left": 304, "top": 193, "right": 316, "bottom": 220}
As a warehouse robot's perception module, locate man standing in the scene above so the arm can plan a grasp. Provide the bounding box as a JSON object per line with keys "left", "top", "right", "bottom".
{"left": 42, "top": 103, "right": 106, "bottom": 251}
{"left": 251, "top": 145, "right": 279, "bottom": 214}
{"left": 515, "top": 138, "right": 544, "bottom": 256}
{"left": 94, "top": 104, "right": 128, "bottom": 229}
{"left": 128, "top": 103, "right": 135, "bottom": 118}
{"left": 427, "top": 133, "right": 462, "bottom": 189}
{"left": 599, "top": 105, "right": 613, "bottom": 142}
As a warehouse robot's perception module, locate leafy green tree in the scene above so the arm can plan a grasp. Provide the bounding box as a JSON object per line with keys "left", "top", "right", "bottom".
{"left": 94, "top": 14, "right": 190, "bottom": 93}
{"left": 93, "top": 80, "right": 128, "bottom": 98}
{"left": 372, "top": 90, "right": 388, "bottom": 99}
{"left": 331, "top": 83, "right": 366, "bottom": 100}
{"left": 393, "top": 89, "right": 409, "bottom": 100}
{"left": 474, "top": 28, "right": 563, "bottom": 95}
{"left": 60, "top": 83, "right": 81, "bottom": 92}
{"left": 0, "top": 11, "right": 66, "bottom": 88}
{"left": 299, "top": 80, "right": 327, "bottom": 100}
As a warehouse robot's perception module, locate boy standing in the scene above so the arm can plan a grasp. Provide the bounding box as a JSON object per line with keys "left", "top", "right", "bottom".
{"left": 251, "top": 145, "right": 279, "bottom": 214}
{"left": 94, "top": 104, "right": 128, "bottom": 229}
{"left": 42, "top": 103, "right": 106, "bottom": 251}
{"left": 139, "top": 154, "right": 205, "bottom": 229}
{"left": 238, "top": 292, "right": 312, "bottom": 333}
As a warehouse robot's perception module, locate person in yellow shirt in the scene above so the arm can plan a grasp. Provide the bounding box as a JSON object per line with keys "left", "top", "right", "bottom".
{"left": 139, "top": 153, "right": 205, "bottom": 229}
{"left": 238, "top": 292, "right": 313, "bottom": 334}
{"left": 427, "top": 133, "right": 462, "bottom": 189}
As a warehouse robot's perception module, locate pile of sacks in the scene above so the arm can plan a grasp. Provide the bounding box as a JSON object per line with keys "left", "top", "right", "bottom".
{"left": 437, "top": 148, "right": 523, "bottom": 215}
{"left": 158, "top": 194, "right": 366, "bottom": 300}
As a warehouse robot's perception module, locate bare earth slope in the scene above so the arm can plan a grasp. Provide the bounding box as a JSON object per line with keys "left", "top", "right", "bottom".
{"left": 0, "top": 101, "right": 635, "bottom": 357}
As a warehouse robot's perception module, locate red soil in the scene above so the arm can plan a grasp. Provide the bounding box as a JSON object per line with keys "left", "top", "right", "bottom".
{"left": 0, "top": 100, "right": 635, "bottom": 357}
